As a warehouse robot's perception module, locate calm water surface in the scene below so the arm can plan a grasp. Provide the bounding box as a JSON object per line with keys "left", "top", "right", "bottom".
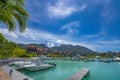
{"left": 19, "top": 60, "right": 120, "bottom": 80}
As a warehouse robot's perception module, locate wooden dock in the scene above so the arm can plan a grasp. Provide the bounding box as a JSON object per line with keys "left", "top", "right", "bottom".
{"left": 2, "top": 65, "right": 33, "bottom": 80}
{"left": 67, "top": 68, "right": 89, "bottom": 80}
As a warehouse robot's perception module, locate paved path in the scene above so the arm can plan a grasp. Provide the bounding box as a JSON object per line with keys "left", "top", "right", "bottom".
{"left": 0, "top": 67, "right": 12, "bottom": 80}
{"left": 67, "top": 68, "right": 89, "bottom": 80}
{"left": 2, "top": 65, "right": 33, "bottom": 80}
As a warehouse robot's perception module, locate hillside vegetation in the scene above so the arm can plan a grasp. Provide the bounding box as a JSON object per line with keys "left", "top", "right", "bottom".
{"left": 0, "top": 33, "right": 37, "bottom": 58}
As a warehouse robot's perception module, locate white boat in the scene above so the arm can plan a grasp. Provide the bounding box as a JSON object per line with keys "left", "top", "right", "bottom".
{"left": 113, "top": 57, "right": 120, "bottom": 61}
{"left": 12, "top": 61, "right": 31, "bottom": 65}
{"left": 24, "top": 63, "right": 55, "bottom": 71}
{"left": 11, "top": 58, "right": 56, "bottom": 71}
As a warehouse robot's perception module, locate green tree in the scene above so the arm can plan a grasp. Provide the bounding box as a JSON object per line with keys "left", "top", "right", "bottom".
{"left": 12, "top": 47, "right": 26, "bottom": 57}
{"left": 0, "top": 33, "right": 8, "bottom": 43}
{"left": 0, "top": 33, "right": 22, "bottom": 58}
{"left": 0, "top": 0, "right": 29, "bottom": 32}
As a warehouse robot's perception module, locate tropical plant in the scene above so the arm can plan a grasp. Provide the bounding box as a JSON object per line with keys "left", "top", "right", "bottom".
{"left": 0, "top": 33, "right": 24, "bottom": 58}
{"left": 0, "top": 0, "right": 29, "bottom": 32}
{"left": 12, "top": 47, "right": 26, "bottom": 57}
{"left": 0, "top": 33, "right": 8, "bottom": 43}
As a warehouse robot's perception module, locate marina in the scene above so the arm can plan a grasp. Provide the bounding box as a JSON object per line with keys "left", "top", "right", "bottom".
{"left": 1, "top": 59, "right": 120, "bottom": 80}
{"left": 0, "top": 0, "right": 120, "bottom": 80}
{"left": 19, "top": 60, "right": 120, "bottom": 80}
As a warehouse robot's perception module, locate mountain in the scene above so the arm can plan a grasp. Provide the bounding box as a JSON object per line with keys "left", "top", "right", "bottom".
{"left": 46, "top": 41, "right": 61, "bottom": 47}
{"left": 18, "top": 43, "right": 94, "bottom": 54}
{"left": 50, "top": 44, "right": 94, "bottom": 54}
{"left": 18, "top": 43, "right": 48, "bottom": 49}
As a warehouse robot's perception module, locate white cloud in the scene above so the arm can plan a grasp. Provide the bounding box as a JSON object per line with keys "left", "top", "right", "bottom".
{"left": 84, "top": 30, "right": 105, "bottom": 39}
{"left": 47, "top": 0, "right": 86, "bottom": 18}
{"left": 101, "top": 8, "right": 115, "bottom": 23}
{"left": 97, "top": 40, "right": 120, "bottom": 44}
{"left": 79, "top": 4, "right": 86, "bottom": 11}
{"left": 0, "top": 28, "right": 18, "bottom": 38}
{"left": 0, "top": 27, "right": 95, "bottom": 50}
{"left": 25, "top": 0, "right": 87, "bottom": 23}
{"left": 100, "top": 0, "right": 120, "bottom": 23}
{"left": 0, "top": 27, "right": 70, "bottom": 43}
{"left": 1, "top": 27, "right": 119, "bottom": 52}
{"left": 61, "top": 21, "right": 80, "bottom": 35}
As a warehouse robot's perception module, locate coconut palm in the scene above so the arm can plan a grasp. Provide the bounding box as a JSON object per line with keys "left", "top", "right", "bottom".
{"left": 0, "top": 0, "right": 29, "bottom": 32}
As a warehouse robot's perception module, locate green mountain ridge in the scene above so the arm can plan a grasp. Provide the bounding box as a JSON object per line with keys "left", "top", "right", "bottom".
{"left": 18, "top": 43, "right": 95, "bottom": 54}
{"left": 50, "top": 44, "right": 94, "bottom": 54}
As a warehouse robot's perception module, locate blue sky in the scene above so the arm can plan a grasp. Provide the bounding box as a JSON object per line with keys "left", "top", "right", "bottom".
{"left": 0, "top": 0, "right": 120, "bottom": 52}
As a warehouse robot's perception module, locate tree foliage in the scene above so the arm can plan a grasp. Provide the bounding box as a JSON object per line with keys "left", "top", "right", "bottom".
{"left": 0, "top": 0, "right": 29, "bottom": 32}
{"left": 0, "top": 33, "right": 27, "bottom": 58}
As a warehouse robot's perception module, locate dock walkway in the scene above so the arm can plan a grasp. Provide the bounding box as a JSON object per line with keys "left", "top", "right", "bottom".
{"left": 67, "top": 68, "right": 89, "bottom": 80}
{"left": 2, "top": 65, "right": 33, "bottom": 80}
{"left": 0, "top": 67, "right": 12, "bottom": 80}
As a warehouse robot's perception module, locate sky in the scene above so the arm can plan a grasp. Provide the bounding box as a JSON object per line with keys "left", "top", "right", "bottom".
{"left": 0, "top": 0, "right": 120, "bottom": 52}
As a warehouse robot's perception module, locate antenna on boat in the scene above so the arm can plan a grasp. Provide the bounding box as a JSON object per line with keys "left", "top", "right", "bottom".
{"left": 95, "top": 43, "right": 98, "bottom": 53}
{"left": 96, "top": 46, "right": 97, "bottom": 52}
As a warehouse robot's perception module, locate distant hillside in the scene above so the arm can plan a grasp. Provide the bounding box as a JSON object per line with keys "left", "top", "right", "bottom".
{"left": 18, "top": 43, "right": 94, "bottom": 54}
{"left": 18, "top": 43, "right": 48, "bottom": 49}
{"left": 50, "top": 44, "right": 94, "bottom": 54}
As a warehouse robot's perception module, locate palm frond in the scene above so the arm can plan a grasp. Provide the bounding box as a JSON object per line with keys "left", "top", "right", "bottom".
{"left": 0, "top": 7, "right": 15, "bottom": 31}
{"left": 0, "top": 0, "right": 29, "bottom": 32}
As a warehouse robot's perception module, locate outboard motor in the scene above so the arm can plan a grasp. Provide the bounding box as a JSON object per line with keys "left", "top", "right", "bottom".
{"left": 49, "top": 63, "right": 56, "bottom": 66}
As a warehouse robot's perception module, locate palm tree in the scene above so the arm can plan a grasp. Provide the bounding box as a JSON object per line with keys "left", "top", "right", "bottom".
{"left": 0, "top": 0, "right": 29, "bottom": 32}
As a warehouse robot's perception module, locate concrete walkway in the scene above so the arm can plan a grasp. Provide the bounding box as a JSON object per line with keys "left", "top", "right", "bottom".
{"left": 0, "top": 67, "right": 12, "bottom": 80}
{"left": 2, "top": 65, "right": 33, "bottom": 80}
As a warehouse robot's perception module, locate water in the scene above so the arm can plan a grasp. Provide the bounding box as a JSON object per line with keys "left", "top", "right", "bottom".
{"left": 19, "top": 60, "right": 120, "bottom": 80}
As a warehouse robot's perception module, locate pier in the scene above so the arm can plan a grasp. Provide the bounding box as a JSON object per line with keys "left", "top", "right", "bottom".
{"left": 67, "top": 68, "right": 89, "bottom": 80}
{"left": 2, "top": 65, "right": 33, "bottom": 80}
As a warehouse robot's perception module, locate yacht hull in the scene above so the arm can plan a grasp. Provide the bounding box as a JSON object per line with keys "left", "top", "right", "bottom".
{"left": 25, "top": 65, "right": 54, "bottom": 71}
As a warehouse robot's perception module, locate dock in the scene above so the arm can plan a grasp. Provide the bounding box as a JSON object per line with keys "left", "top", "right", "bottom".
{"left": 67, "top": 68, "right": 89, "bottom": 80}
{"left": 2, "top": 65, "right": 33, "bottom": 80}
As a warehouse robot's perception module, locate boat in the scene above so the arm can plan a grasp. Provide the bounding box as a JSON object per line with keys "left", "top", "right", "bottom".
{"left": 11, "top": 58, "right": 56, "bottom": 71}
{"left": 12, "top": 61, "right": 31, "bottom": 65}
{"left": 83, "top": 59, "right": 88, "bottom": 62}
{"left": 98, "top": 59, "right": 110, "bottom": 63}
{"left": 24, "top": 63, "right": 55, "bottom": 71}
{"left": 113, "top": 57, "right": 120, "bottom": 62}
